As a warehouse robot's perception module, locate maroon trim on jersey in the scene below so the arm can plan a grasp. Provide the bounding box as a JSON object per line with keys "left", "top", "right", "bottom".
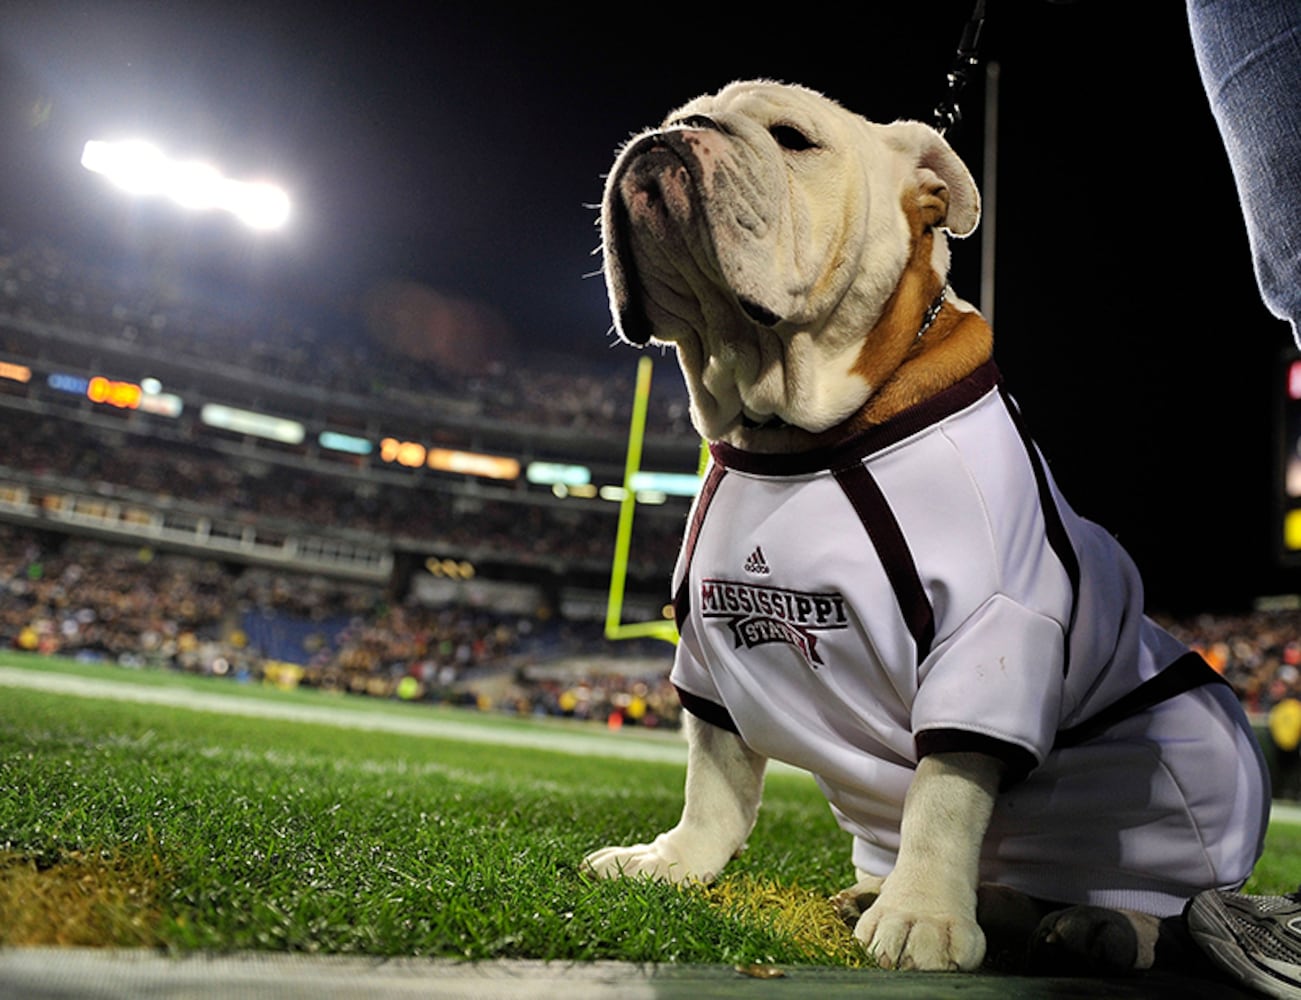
{"left": 915, "top": 728, "right": 1039, "bottom": 788}
{"left": 833, "top": 463, "right": 935, "bottom": 665}
{"left": 1054, "top": 651, "right": 1229, "bottom": 750}
{"left": 709, "top": 360, "right": 1001, "bottom": 478}
{"left": 674, "top": 684, "right": 740, "bottom": 735}
{"left": 673, "top": 461, "right": 728, "bottom": 630}
{"left": 697, "top": 362, "right": 1001, "bottom": 669}
{"left": 997, "top": 386, "right": 1081, "bottom": 677}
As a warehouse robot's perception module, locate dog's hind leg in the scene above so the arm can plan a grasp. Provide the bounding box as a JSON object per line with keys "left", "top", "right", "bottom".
{"left": 1027, "top": 905, "right": 1222, "bottom": 978}
{"left": 1028, "top": 906, "right": 1158, "bottom": 975}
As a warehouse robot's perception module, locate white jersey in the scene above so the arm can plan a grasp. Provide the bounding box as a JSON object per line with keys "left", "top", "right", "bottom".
{"left": 670, "top": 361, "right": 1268, "bottom": 915}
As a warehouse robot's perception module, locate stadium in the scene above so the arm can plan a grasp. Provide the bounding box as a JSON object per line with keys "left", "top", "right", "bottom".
{"left": 2, "top": 2, "right": 1300, "bottom": 997}
{"left": 0, "top": 226, "right": 696, "bottom": 719}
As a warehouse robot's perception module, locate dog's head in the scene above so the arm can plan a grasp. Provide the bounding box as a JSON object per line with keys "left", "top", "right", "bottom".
{"left": 602, "top": 80, "right": 988, "bottom": 449}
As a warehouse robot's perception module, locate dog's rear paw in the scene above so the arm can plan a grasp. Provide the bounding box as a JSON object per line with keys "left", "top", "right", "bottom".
{"left": 1027, "top": 905, "right": 1154, "bottom": 976}
{"left": 830, "top": 875, "right": 886, "bottom": 927}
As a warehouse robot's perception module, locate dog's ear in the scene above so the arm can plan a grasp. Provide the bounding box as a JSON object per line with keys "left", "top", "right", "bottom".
{"left": 879, "top": 121, "right": 980, "bottom": 238}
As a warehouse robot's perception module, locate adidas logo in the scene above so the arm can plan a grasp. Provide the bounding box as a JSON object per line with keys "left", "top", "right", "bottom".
{"left": 744, "top": 546, "right": 771, "bottom": 575}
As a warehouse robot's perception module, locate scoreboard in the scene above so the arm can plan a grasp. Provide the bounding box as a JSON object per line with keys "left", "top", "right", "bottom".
{"left": 1278, "top": 354, "right": 1301, "bottom": 563}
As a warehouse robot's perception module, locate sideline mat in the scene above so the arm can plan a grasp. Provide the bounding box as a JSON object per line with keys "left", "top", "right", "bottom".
{"left": 0, "top": 951, "right": 1258, "bottom": 1000}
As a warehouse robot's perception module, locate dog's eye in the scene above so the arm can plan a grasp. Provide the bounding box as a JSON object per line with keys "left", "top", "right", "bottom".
{"left": 769, "top": 124, "right": 817, "bottom": 151}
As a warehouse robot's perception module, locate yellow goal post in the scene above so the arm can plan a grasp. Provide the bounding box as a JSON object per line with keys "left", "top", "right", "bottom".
{"left": 603, "top": 354, "right": 706, "bottom": 645}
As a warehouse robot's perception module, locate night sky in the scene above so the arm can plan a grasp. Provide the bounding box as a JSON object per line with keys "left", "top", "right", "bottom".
{"left": 0, "top": 1, "right": 1294, "bottom": 611}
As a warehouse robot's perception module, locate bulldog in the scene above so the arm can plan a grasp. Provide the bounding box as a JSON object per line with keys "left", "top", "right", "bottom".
{"left": 582, "top": 80, "right": 1271, "bottom": 976}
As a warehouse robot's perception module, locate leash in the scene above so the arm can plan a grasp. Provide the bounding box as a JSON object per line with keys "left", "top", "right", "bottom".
{"left": 933, "top": 0, "right": 989, "bottom": 137}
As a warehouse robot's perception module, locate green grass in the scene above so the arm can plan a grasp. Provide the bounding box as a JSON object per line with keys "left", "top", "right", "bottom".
{"left": 1, "top": 653, "right": 1299, "bottom": 963}
{"left": 0, "top": 656, "right": 860, "bottom": 962}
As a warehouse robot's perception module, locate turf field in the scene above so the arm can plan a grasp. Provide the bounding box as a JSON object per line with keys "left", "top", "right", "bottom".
{"left": 2, "top": 651, "right": 1299, "bottom": 966}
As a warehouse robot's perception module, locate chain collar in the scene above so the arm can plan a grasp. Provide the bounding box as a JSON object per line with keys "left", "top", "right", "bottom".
{"left": 917, "top": 286, "right": 948, "bottom": 341}
{"left": 739, "top": 287, "right": 949, "bottom": 431}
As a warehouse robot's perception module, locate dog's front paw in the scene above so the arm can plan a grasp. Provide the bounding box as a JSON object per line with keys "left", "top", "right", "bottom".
{"left": 581, "top": 832, "right": 719, "bottom": 885}
{"left": 855, "top": 899, "right": 985, "bottom": 972}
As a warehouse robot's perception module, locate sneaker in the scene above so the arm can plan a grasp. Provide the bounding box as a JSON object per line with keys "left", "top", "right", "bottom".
{"left": 1186, "top": 889, "right": 1301, "bottom": 999}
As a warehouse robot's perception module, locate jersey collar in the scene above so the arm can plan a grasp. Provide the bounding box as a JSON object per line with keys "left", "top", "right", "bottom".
{"left": 710, "top": 359, "right": 1002, "bottom": 477}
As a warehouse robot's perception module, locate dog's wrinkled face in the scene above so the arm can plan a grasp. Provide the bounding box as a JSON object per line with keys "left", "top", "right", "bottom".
{"left": 602, "top": 80, "right": 979, "bottom": 445}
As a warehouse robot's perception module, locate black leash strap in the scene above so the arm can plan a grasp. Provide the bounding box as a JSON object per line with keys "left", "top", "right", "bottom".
{"left": 933, "top": 0, "right": 989, "bottom": 137}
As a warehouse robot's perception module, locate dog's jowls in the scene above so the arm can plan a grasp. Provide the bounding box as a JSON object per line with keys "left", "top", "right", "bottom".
{"left": 584, "top": 80, "right": 1268, "bottom": 976}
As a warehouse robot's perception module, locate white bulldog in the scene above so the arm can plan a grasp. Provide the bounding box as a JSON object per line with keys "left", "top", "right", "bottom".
{"left": 584, "top": 80, "right": 1268, "bottom": 976}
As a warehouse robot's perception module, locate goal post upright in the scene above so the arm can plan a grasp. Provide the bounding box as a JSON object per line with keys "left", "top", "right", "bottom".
{"left": 604, "top": 354, "right": 680, "bottom": 645}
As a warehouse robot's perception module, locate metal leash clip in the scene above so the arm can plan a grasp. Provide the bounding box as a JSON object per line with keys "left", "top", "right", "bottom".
{"left": 933, "top": 0, "right": 988, "bottom": 137}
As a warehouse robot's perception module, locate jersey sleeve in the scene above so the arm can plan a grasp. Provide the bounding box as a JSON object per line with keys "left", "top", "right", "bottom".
{"left": 911, "top": 593, "right": 1066, "bottom": 782}
{"left": 669, "top": 614, "right": 739, "bottom": 735}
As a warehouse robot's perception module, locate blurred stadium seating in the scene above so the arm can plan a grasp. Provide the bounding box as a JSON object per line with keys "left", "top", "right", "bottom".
{"left": 0, "top": 229, "right": 689, "bottom": 713}
{"left": 0, "top": 228, "right": 695, "bottom": 604}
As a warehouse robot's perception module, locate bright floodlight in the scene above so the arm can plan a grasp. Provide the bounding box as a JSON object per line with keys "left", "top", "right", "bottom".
{"left": 81, "top": 138, "right": 290, "bottom": 231}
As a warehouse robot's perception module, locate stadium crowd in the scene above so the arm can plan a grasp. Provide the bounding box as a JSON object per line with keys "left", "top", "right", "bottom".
{"left": 1161, "top": 610, "right": 1301, "bottom": 717}
{"left": 0, "top": 228, "right": 693, "bottom": 587}
{"left": 0, "top": 524, "right": 681, "bottom": 728}
{"left": 0, "top": 406, "right": 686, "bottom": 579}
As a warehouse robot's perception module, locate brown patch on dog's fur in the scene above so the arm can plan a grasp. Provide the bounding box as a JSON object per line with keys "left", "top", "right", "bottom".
{"left": 742, "top": 186, "right": 991, "bottom": 455}
{"left": 720, "top": 183, "right": 992, "bottom": 456}
{"left": 861, "top": 303, "right": 993, "bottom": 425}
{"left": 848, "top": 189, "right": 992, "bottom": 430}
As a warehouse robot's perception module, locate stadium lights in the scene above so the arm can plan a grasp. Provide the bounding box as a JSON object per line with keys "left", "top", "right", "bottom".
{"left": 525, "top": 462, "right": 591, "bottom": 487}
{"left": 379, "top": 438, "right": 520, "bottom": 481}
{"left": 87, "top": 375, "right": 142, "bottom": 409}
{"left": 44, "top": 370, "right": 182, "bottom": 417}
{"left": 81, "top": 139, "right": 291, "bottom": 231}
{"left": 425, "top": 557, "right": 475, "bottom": 580}
{"left": 629, "top": 471, "right": 702, "bottom": 497}
{"left": 200, "top": 403, "right": 304, "bottom": 444}
{"left": 319, "top": 431, "right": 373, "bottom": 456}
{"left": 427, "top": 448, "right": 519, "bottom": 481}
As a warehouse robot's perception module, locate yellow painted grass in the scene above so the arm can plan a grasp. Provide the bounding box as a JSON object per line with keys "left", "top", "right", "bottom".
{"left": 0, "top": 850, "right": 164, "bottom": 947}
{"left": 702, "top": 874, "right": 869, "bottom": 967}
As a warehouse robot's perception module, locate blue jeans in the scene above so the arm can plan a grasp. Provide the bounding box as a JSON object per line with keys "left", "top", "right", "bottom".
{"left": 1188, "top": 0, "right": 1301, "bottom": 347}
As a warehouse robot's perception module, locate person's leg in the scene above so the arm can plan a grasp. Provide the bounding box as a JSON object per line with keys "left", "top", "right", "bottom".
{"left": 1187, "top": 0, "right": 1301, "bottom": 346}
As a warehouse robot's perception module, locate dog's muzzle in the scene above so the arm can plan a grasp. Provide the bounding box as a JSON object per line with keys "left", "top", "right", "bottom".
{"left": 607, "top": 121, "right": 784, "bottom": 339}
{"left": 615, "top": 116, "right": 726, "bottom": 225}
{"left": 615, "top": 130, "right": 704, "bottom": 218}
{"left": 604, "top": 129, "right": 708, "bottom": 346}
